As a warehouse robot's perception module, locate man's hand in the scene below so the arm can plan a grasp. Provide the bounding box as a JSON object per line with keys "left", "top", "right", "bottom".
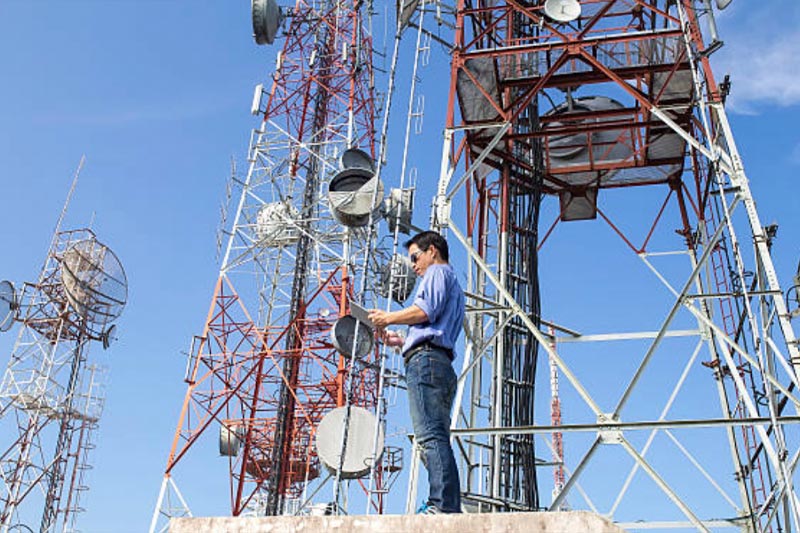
{"left": 379, "top": 329, "right": 405, "bottom": 348}
{"left": 369, "top": 305, "right": 428, "bottom": 327}
{"left": 368, "top": 309, "right": 392, "bottom": 328}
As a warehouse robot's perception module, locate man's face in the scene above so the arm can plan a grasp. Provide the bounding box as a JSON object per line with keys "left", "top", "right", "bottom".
{"left": 408, "top": 243, "right": 435, "bottom": 277}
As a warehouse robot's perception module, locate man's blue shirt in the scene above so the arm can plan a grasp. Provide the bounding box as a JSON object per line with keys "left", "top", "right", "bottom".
{"left": 403, "top": 263, "right": 465, "bottom": 356}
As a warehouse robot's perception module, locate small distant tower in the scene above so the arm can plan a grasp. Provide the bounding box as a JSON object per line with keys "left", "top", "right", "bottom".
{"left": 0, "top": 165, "right": 128, "bottom": 532}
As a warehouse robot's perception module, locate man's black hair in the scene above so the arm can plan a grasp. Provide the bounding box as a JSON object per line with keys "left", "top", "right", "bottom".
{"left": 405, "top": 230, "right": 450, "bottom": 262}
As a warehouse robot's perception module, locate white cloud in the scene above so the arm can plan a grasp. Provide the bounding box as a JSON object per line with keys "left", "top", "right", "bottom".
{"left": 713, "top": 4, "right": 800, "bottom": 113}
{"left": 791, "top": 142, "right": 800, "bottom": 166}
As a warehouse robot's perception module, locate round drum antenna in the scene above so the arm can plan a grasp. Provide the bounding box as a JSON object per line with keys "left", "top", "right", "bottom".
{"left": 328, "top": 168, "right": 384, "bottom": 228}
{"left": 252, "top": 0, "right": 283, "bottom": 45}
{"left": 0, "top": 280, "right": 19, "bottom": 333}
{"left": 544, "top": 0, "right": 581, "bottom": 23}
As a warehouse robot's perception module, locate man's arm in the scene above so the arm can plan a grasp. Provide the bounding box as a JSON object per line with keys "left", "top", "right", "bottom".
{"left": 368, "top": 305, "right": 428, "bottom": 328}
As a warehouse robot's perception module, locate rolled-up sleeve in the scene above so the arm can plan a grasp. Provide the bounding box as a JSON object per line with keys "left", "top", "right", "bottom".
{"left": 413, "top": 268, "right": 447, "bottom": 322}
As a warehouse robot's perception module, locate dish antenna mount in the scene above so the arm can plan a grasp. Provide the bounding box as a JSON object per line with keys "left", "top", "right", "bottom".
{"left": 100, "top": 324, "right": 118, "bottom": 350}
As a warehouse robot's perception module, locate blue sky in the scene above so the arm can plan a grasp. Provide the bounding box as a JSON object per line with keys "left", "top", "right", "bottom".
{"left": 1, "top": 1, "right": 799, "bottom": 531}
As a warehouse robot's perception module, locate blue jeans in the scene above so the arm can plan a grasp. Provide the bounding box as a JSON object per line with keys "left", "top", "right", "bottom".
{"left": 406, "top": 347, "right": 461, "bottom": 513}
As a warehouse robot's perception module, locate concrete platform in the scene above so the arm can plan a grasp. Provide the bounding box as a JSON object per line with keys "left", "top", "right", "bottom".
{"left": 170, "top": 511, "right": 625, "bottom": 532}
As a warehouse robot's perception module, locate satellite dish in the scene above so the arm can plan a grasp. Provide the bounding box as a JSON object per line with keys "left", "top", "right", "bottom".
{"left": 315, "top": 406, "right": 384, "bottom": 479}
{"left": 0, "top": 280, "right": 19, "bottom": 333}
{"left": 252, "top": 0, "right": 283, "bottom": 45}
{"left": 60, "top": 238, "right": 128, "bottom": 336}
{"left": 544, "top": 0, "right": 581, "bottom": 23}
{"left": 716, "top": 0, "right": 733, "bottom": 9}
{"left": 100, "top": 324, "right": 117, "bottom": 350}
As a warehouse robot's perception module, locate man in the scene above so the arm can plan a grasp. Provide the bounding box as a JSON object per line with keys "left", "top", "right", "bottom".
{"left": 369, "top": 231, "right": 465, "bottom": 514}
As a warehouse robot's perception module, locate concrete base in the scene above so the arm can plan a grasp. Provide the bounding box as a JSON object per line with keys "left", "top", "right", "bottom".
{"left": 170, "top": 511, "right": 625, "bottom": 533}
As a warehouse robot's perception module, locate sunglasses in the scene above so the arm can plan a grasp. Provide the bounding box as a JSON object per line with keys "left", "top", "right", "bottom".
{"left": 410, "top": 249, "right": 426, "bottom": 264}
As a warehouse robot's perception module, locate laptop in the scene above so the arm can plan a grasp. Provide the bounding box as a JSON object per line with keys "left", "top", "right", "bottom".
{"left": 349, "top": 301, "right": 375, "bottom": 329}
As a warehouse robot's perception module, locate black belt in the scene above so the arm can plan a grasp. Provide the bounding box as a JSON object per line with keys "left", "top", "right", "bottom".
{"left": 403, "top": 341, "right": 454, "bottom": 363}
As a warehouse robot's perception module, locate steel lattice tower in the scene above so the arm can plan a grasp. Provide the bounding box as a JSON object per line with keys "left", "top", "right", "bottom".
{"left": 424, "top": 0, "right": 800, "bottom": 530}
{"left": 149, "top": 1, "right": 393, "bottom": 529}
{"left": 0, "top": 168, "right": 128, "bottom": 533}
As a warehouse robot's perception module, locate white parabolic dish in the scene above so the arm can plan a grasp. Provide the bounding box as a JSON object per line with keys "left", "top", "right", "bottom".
{"left": 315, "top": 406, "right": 384, "bottom": 479}
{"left": 544, "top": 0, "right": 581, "bottom": 23}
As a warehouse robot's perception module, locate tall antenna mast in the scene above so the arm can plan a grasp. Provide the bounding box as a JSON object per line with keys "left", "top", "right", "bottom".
{"left": 150, "top": 1, "right": 405, "bottom": 529}
{"left": 49, "top": 156, "right": 84, "bottom": 257}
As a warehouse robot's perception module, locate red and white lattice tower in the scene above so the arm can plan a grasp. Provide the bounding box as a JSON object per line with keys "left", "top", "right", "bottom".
{"left": 149, "top": 1, "right": 391, "bottom": 529}
{"left": 428, "top": 0, "right": 800, "bottom": 530}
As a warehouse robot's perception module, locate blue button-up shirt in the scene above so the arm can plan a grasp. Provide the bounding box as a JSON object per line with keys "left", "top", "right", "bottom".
{"left": 402, "top": 263, "right": 465, "bottom": 357}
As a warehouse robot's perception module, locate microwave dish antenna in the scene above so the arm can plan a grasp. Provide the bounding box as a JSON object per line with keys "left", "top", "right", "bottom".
{"left": 330, "top": 315, "right": 374, "bottom": 358}
{"left": 315, "top": 406, "right": 384, "bottom": 479}
{"left": 252, "top": 0, "right": 283, "bottom": 45}
{"left": 544, "top": 0, "right": 581, "bottom": 23}
{"left": 60, "top": 238, "right": 128, "bottom": 335}
{"left": 0, "top": 280, "right": 19, "bottom": 333}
